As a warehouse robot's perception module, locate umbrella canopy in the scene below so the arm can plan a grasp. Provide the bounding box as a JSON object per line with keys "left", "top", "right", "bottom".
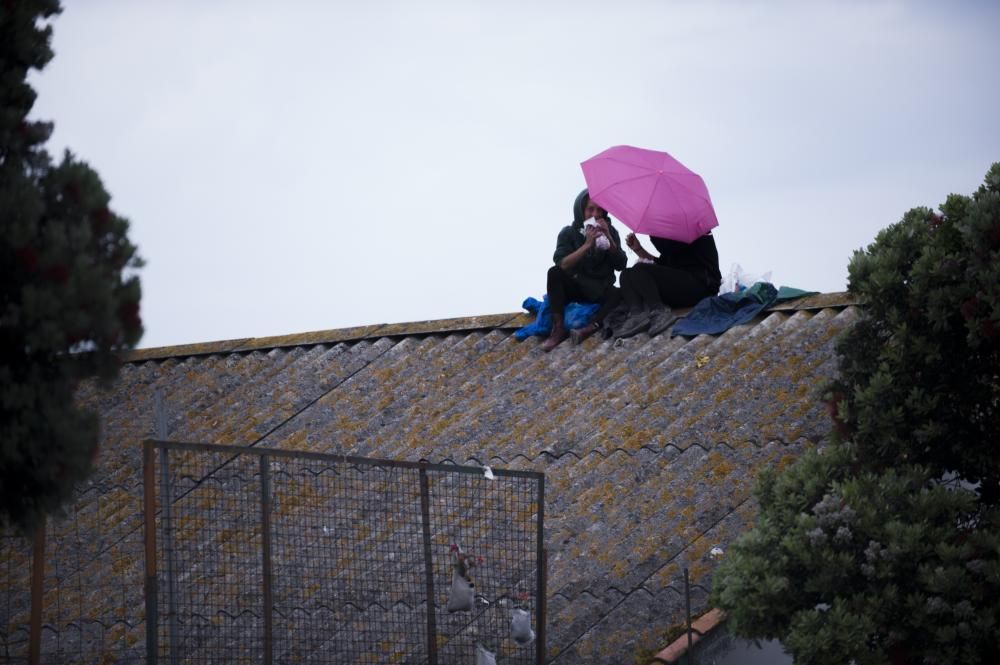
{"left": 581, "top": 145, "right": 718, "bottom": 243}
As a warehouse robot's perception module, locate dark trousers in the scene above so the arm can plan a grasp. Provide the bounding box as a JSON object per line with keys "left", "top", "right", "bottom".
{"left": 620, "top": 263, "right": 712, "bottom": 310}
{"left": 546, "top": 265, "right": 622, "bottom": 324}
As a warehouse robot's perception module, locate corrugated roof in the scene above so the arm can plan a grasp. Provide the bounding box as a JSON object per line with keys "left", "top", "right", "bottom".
{"left": 123, "top": 291, "right": 859, "bottom": 362}
{"left": 1, "top": 292, "right": 859, "bottom": 663}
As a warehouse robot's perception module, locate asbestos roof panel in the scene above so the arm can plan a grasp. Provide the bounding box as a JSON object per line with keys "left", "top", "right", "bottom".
{"left": 229, "top": 324, "right": 391, "bottom": 351}
{"left": 1, "top": 295, "right": 860, "bottom": 664}
{"left": 373, "top": 312, "right": 527, "bottom": 336}
{"left": 120, "top": 293, "right": 854, "bottom": 363}
{"left": 121, "top": 314, "right": 535, "bottom": 362}
{"left": 125, "top": 337, "right": 253, "bottom": 362}
{"left": 768, "top": 290, "right": 859, "bottom": 310}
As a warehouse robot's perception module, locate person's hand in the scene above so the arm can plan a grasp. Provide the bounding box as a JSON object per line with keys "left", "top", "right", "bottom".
{"left": 583, "top": 225, "right": 600, "bottom": 246}
{"left": 590, "top": 217, "right": 620, "bottom": 250}
{"left": 626, "top": 233, "right": 640, "bottom": 252}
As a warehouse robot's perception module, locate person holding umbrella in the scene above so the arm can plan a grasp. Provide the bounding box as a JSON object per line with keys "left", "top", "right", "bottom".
{"left": 579, "top": 145, "right": 724, "bottom": 338}
{"left": 541, "top": 189, "right": 626, "bottom": 351}
{"left": 616, "top": 231, "right": 722, "bottom": 338}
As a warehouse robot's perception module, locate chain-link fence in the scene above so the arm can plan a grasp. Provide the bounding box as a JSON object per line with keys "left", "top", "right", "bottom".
{"left": 0, "top": 530, "right": 31, "bottom": 664}
{"left": 144, "top": 441, "right": 546, "bottom": 664}
{"left": 1, "top": 480, "right": 147, "bottom": 665}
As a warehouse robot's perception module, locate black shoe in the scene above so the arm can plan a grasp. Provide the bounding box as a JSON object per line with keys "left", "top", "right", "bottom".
{"left": 615, "top": 311, "right": 650, "bottom": 339}
{"left": 571, "top": 321, "right": 600, "bottom": 345}
{"left": 647, "top": 308, "right": 677, "bottom": 337}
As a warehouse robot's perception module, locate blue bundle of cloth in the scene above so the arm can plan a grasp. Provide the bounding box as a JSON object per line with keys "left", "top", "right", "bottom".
{"left": 671, "top": 283, "right": 817, "bottom": 337}
{"left": 514, "top": 296, "right": 599, "bottom": 340}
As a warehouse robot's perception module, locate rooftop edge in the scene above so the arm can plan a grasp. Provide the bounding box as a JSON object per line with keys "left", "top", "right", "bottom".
{"left": 124, "top": 291, "right": 859, "bottom": 363}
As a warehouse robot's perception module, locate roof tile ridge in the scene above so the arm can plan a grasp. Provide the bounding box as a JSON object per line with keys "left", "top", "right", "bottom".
{"left": 369, "top": 334, "right": 521, "bottom": 456}
{"left": 124, "top": 336, "right": 253, "bottom": 362}
{"left": 122, "top": 293, "right": 855, "bottom": 363}
{"left": 578, "top": 334, "right": 716, "bottom": 441}
{"left": 160, "top": 342, "right": 343, "bottom": 445}
{"left": 319, "top": 333, "right": 475, "bottom": 447}
{"left": 765, "top": 290, "right": 859, "bottom": 311}
{"left": 173, "top": 343, "right": 328, "bottom": 442}
{"left": 650, "top": 310, "right": 834, "bottom": 446}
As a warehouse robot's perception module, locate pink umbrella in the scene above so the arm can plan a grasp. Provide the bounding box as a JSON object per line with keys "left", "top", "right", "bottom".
{"left": 580, "top": 145, "right": 718, "bottom": 243}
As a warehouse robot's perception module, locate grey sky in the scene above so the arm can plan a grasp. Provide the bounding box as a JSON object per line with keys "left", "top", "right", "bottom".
{"left": 31, "top": 0, "right": 1000, "bottom": 348}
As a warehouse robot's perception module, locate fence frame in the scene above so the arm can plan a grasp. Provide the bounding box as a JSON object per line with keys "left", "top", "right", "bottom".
{"left": 141, "top": 439, "right": 546, "bottom": 665}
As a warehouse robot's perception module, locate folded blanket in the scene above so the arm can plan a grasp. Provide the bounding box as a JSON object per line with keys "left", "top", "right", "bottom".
{"left": 671, "top": 284, "right": 817, "bottom": 337}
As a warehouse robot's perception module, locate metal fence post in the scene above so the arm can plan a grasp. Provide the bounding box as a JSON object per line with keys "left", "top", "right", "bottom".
{"left": 419, "top": 466, "right": 438, "bottom": 665}
{"left": 685, "top": 567, "right": 695, "bottom": 665}
{"left": 151, "top": 394, "right": 170, "bottom": 665}
{"left": 143, "top": 442, "right": 159, "bottom": 664}
{"left": 158, "top": 445, "right": 179, "bottom": 665}
{"left": 260, "top": 455, "right": 274, "bottom": 665}
{"left": 29, "top": 518, "right": 45, "bottom": 665}
{"left": 536, "top": 476, "right": 546, "bottom": 665}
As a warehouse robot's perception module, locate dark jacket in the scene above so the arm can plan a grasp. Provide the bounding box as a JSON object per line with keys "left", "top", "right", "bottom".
{"left": 552, "top": 189, "right": 627, "bottom": 301}
{"left": 650, "top": 233, "right": 722, "bottom": 295}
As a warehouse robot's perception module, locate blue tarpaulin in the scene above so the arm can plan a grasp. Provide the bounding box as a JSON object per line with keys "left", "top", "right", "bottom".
{"left": 514, "top": 295, "right": 599, "bottom": 340}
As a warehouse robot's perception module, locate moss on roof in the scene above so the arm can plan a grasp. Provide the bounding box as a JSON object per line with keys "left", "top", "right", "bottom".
{"left": 2, "top": 294, "right": 859, "bottom": 663}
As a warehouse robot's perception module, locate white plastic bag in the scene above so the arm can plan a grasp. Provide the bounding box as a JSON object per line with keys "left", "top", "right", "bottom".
{"left": 511, "top": 607, "right": 536, "bottom": 645}
{"left": 447, "top": 569, "right": 475, "bottom": 612}
{"left": 447, "top": 543, "right": 478, "bottom": 613}
{"left": 475, "top": 644, "right": 497, "bottom": 665}
{"left": 721, "top": 263, "right": 772, "bottom": 294}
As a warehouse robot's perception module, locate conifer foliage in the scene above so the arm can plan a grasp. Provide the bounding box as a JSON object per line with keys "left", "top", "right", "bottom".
{"left": 713, "top": 165, "right": 1000, "bottom": 664}
{"left": 1, "top": 1, "right": 143, "bottom": 531}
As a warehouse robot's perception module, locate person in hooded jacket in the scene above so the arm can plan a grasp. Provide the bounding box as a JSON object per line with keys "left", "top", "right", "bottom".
{"left": 541, "top": 189, "right": 626, "bottom": 351}
{"left": 614, "top": 231, "right": 722, "bottom": 338}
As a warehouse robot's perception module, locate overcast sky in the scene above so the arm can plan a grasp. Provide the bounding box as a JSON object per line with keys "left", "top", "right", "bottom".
{"left": 30, "top": 0, "right": 1000, "bottom": 348}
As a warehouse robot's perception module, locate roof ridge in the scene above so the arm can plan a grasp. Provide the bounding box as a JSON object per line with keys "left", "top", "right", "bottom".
{"left": 124, "top": 292, "right": 859, "bottom": 363}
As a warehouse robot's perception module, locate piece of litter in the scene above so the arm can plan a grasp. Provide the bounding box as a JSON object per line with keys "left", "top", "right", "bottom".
{"left": 475, "top": 644, "right": 497, "bottom": 665}
{"left": 447, "top": 543, "right": 478, "bottom": 613}
{"left": 695, "top": 355, "right": 710, "bottom": 368}
{"left": 447, "top": 569, "right": 475, "bottom": 613}
{"left": 710, "top": 547, "right": 724, "bottom": 559}
{"left": 511, "top": 608, "right": 536, "bottom": 645}
{"left": 483, "top": 466, "right": 495, "bottom": 480}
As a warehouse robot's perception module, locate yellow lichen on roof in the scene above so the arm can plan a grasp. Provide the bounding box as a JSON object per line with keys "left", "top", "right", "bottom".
{"left": 0, "top": 295, "right": 865, "bottom": 664}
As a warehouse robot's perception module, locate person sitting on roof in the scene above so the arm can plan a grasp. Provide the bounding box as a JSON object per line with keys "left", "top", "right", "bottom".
{"left": 541, "top": 189, "right": 626, "bottom": 351}
{"left": 615, "top": 231, "right": 723, "bottom": 338}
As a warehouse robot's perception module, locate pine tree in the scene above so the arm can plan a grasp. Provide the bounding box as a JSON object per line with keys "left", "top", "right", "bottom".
{"left": 713, "top": 165, "right": 1000, "bottom": 664}
{"left": 1, "top": 1, "right": 143, "bottom": 531}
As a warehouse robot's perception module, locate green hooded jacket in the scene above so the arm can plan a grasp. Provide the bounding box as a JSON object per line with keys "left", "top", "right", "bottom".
{"left": 552, "top": 189, "right": 627, "bottom": 301}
